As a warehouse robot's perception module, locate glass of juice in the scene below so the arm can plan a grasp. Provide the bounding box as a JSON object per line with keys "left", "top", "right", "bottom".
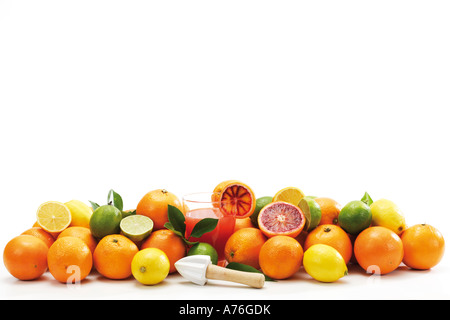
{"left": 183, "top": 192, "right": 236, "bottom": 266}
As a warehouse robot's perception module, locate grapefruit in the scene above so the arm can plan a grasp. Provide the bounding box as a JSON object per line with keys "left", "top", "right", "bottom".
{"left": 257, "top": 201, "right": 305, "bottom": 238}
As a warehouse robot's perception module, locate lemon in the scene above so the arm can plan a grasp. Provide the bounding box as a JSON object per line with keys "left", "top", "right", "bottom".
{"left": 370, "top": 199, "right": 406, "bottom": 235}
{"left": 303, "top": 244, "right": 348, "bottom": 283}
{"left": 36, "top": 201, "right": 72, "bottom": 233}
{"left": 132, "top": 248, "right": 170, "bottom": 285}
{"left": 64, "top": 200, "right": 92, "bottom": 228}
{"left": 273, "top": 187, "right": 305, "bottom": 205}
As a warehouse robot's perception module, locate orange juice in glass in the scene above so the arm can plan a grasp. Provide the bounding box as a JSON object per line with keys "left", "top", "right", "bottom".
{"left": 183, "top": 192, "right": 236, "bottom": 265}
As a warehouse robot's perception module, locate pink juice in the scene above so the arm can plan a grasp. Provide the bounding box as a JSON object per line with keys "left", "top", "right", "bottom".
{"left": 185, "top": 208, "right": 236, "bottom": 262}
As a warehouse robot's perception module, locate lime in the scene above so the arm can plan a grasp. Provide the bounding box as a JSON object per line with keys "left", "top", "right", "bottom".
{"left": 298, "top": 197, "right": 322, "bottom": 231}
{"left": 121, "top": 209, "right": 136, "bottom": 219}
{"left": 303, "top": 244, "right": 348, "bottom": 283}
{"left": 250, "top": 196, "right": 273, "bottom": 226}
{"left": 131, "top": 248, "right": 170, "bottom": 285}
{"left": 120, "top": 215, "right": 153, "bottom": 242}
{"left": 370, "top": 199, "right": 406, "bottom": 235}
{"left": 338, "top": 200, "right": 372, "bottom": 235}
{"left": 89, "top": 205, "right": 122, "bottom": 239}
{"left": 187, "top": 242, "right": 219, "bottom": 265}
{"left": 64, "top": 200, "right": 92, "bottom": 228}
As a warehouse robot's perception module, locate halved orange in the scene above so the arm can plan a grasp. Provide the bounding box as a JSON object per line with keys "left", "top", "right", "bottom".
{"left": 258, "top": 201, "right": 305, "bottom": 238}
{"left": 212, "top": 180, "right": 256, "bottom": 219}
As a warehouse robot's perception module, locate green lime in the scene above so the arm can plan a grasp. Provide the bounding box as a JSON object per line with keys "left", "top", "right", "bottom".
{"left": 250, "top": 196, "right": 273, "bottom": 226}
{"left": 299, "top": 197, "right": 322, "bottom": 231}
{"left": 187, "top": 242, "right": 219, "bottom": 265}
{"left": 120, "top": 215, "right": 154, "bottom": 242}
{"left": 121, "top": 209, "right": 136, "bottom": 219}
{"left": 89, "top": 205, "right": 123, "bottom": 239}
{"left": 338, "top": 200, "right": 372, "bottom": 235}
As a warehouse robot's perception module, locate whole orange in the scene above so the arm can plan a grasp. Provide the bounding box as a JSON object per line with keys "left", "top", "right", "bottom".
{"left": 354, "top": 226, "right": 404, "bottom": 275}
{"left": 224, "top": 228, "right": 267, "bottom": 269}
{"left": 57, "top": 226, "right": 98, "bottom": 254}
{"left": 315, "top": 197, "right": 341, "bottom": 226}
{"left": 3, "top": 235, "right": 48, "bottom": 280}
{"left": 47, "top": 236, "right": 92, "bottom": 283}
{"left": 141, "top": 229, "right": 186, "bottom": 273}
{"left": 259, "top": 235, "right": 303, "bottom": 280}
{"left": 136, "top": 189, "right": 183, "bottom": 230}
{"left": 233, "top": 217, "right": 255, "bottom": 232}
{"left": 401, "top": 224, "right": 445, "bottom": 270}
{"left": 93, "top": 234, "right": 139, "bottom": 279}
{"left": 304, "top": 224, "right": 353, "bottom": 264}
{"left": 21, "top": 227, "right": 55, "bottom": 248}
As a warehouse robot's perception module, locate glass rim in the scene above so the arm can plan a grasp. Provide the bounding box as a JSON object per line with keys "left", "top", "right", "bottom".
{"left": 182, "top": 192, "right": 222, "bottom": 204}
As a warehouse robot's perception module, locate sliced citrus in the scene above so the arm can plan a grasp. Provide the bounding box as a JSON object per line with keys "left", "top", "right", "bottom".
{"left": 212, "top": 180, "right": 256, "bottom": 219}
{"left": 36, "top": 201, "right": 72, "bottom": 233}
{"left": 258, "top": 201, "right": 306, "bottom": 238}
{"left": 299, "top": 197, "right": 322, "bottom": 232}
{"left": 273, "top": 187, "right": 305, "bottom": 205}
{"left": 120, "top": 215, "right": 154, "bottom": 242}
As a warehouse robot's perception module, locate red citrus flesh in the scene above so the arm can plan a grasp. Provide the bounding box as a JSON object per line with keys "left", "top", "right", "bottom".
{"left": 258, "top": 201, "right": 305, "bottom": 238}
{"left": 219, "top": 184, "right": 256, "bottom": 218}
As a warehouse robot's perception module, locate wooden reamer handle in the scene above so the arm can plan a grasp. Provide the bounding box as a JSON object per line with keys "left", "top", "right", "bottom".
{"left": 205, "top": 264, "right": 265, "bottom": 289}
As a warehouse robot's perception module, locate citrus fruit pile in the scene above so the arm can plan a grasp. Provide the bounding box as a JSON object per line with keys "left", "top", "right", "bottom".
{"left": 2, "top": 183, "right": 446, "bottom": 287}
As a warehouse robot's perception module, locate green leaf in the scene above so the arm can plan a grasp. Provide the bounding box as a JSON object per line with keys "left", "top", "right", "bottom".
{"left": 226, "top": 262, "right": 275, "bottom": 282}
{"left": 163, "top": 222, "right": 185, "bottom": 239}
{"left": 163, "top": 222, "right": 198, "bottom": 246}
{"left": 107, "top": 189, "right": 123, "bottom": 211}
{"left": 89, "top": 201, "right": 100, "bottom": 211}
{"left": 189, "top": 218, "right": 218, "bottom": 239}
{"left": 167, "top": 205, "right": 186, "bottom": 236}
{"left": 361, "top": 192, "right": 373, "bottom": 206}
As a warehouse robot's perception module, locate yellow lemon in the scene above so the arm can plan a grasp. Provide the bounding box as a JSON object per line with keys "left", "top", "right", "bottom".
{"left": 370, "top": 199, "right": 406, "bottom": 235}
{"left": 131, "top": 248, "right": 170, "bottom": 285}
{"left": 273, "top": 187, "right": 305, "bottom": 205}
{"left": 303, "top": 244, "right": 348, "bottom": 283}
{"left": 36, "top": 201, "right": 72, "bottom": 233}
{"left": 65, "top": 200, "right": 93, "bottom": 228}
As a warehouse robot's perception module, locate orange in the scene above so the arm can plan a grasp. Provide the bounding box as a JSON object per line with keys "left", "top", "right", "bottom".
{"left": 212, "top": 180, "right": 256, "bottom": 219}
{"left": 136, "top": 189, "right": 183, "bottom": 230}
{"left": 57, "top": 226, "right": 98, "bottom": 254}
{"left": 304, "top": 224, "right": 353, "bottom": 264}
{"left": 224, "top": 228, "right": 267, "bottom": 269}
{"left": 21, "top": 227, "right": 55, "bottom": 248}
{"left": 233, "top": 217, "right": 254, "bottom": 232}
{"left": 33, "top": 221, "right": 61, "bottom": 239}
{"left": 93, "top": 234, "right": 139, "bottom": 279}
{"left": 354, "top": 226, "right": 404, "bottom": 275}
{"left": 47, "top": 236, "right": 92, "bottom": 283}
{"left": 3, "top": 235, "right": 48, "bottom": 280}
{"left": 401, "top": 224, "right": 445, "bottom": 270}
{"left": 259, "top": 235, "right": 303, "bottom": 280}
{"left": 141, "top": 229, "right": 186, "bottom": 273}
{"left": 315, "top": 197, "right": 341, "bottom": 225}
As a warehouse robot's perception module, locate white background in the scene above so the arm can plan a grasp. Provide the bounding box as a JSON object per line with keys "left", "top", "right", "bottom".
{"left": 1, "top": 1, "right": 449, "bottom": 300}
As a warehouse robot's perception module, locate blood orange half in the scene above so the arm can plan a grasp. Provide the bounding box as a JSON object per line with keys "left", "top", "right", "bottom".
{"left": 212, "top": 180, "right": 256, "bottom": 219}
{"left": 258, "top": 201, "right": 305, "bottom": 238}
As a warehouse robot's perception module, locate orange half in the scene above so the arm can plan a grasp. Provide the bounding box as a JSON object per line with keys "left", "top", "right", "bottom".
{"left": 212, "top": 180, "right": 256, "bottom": 219}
